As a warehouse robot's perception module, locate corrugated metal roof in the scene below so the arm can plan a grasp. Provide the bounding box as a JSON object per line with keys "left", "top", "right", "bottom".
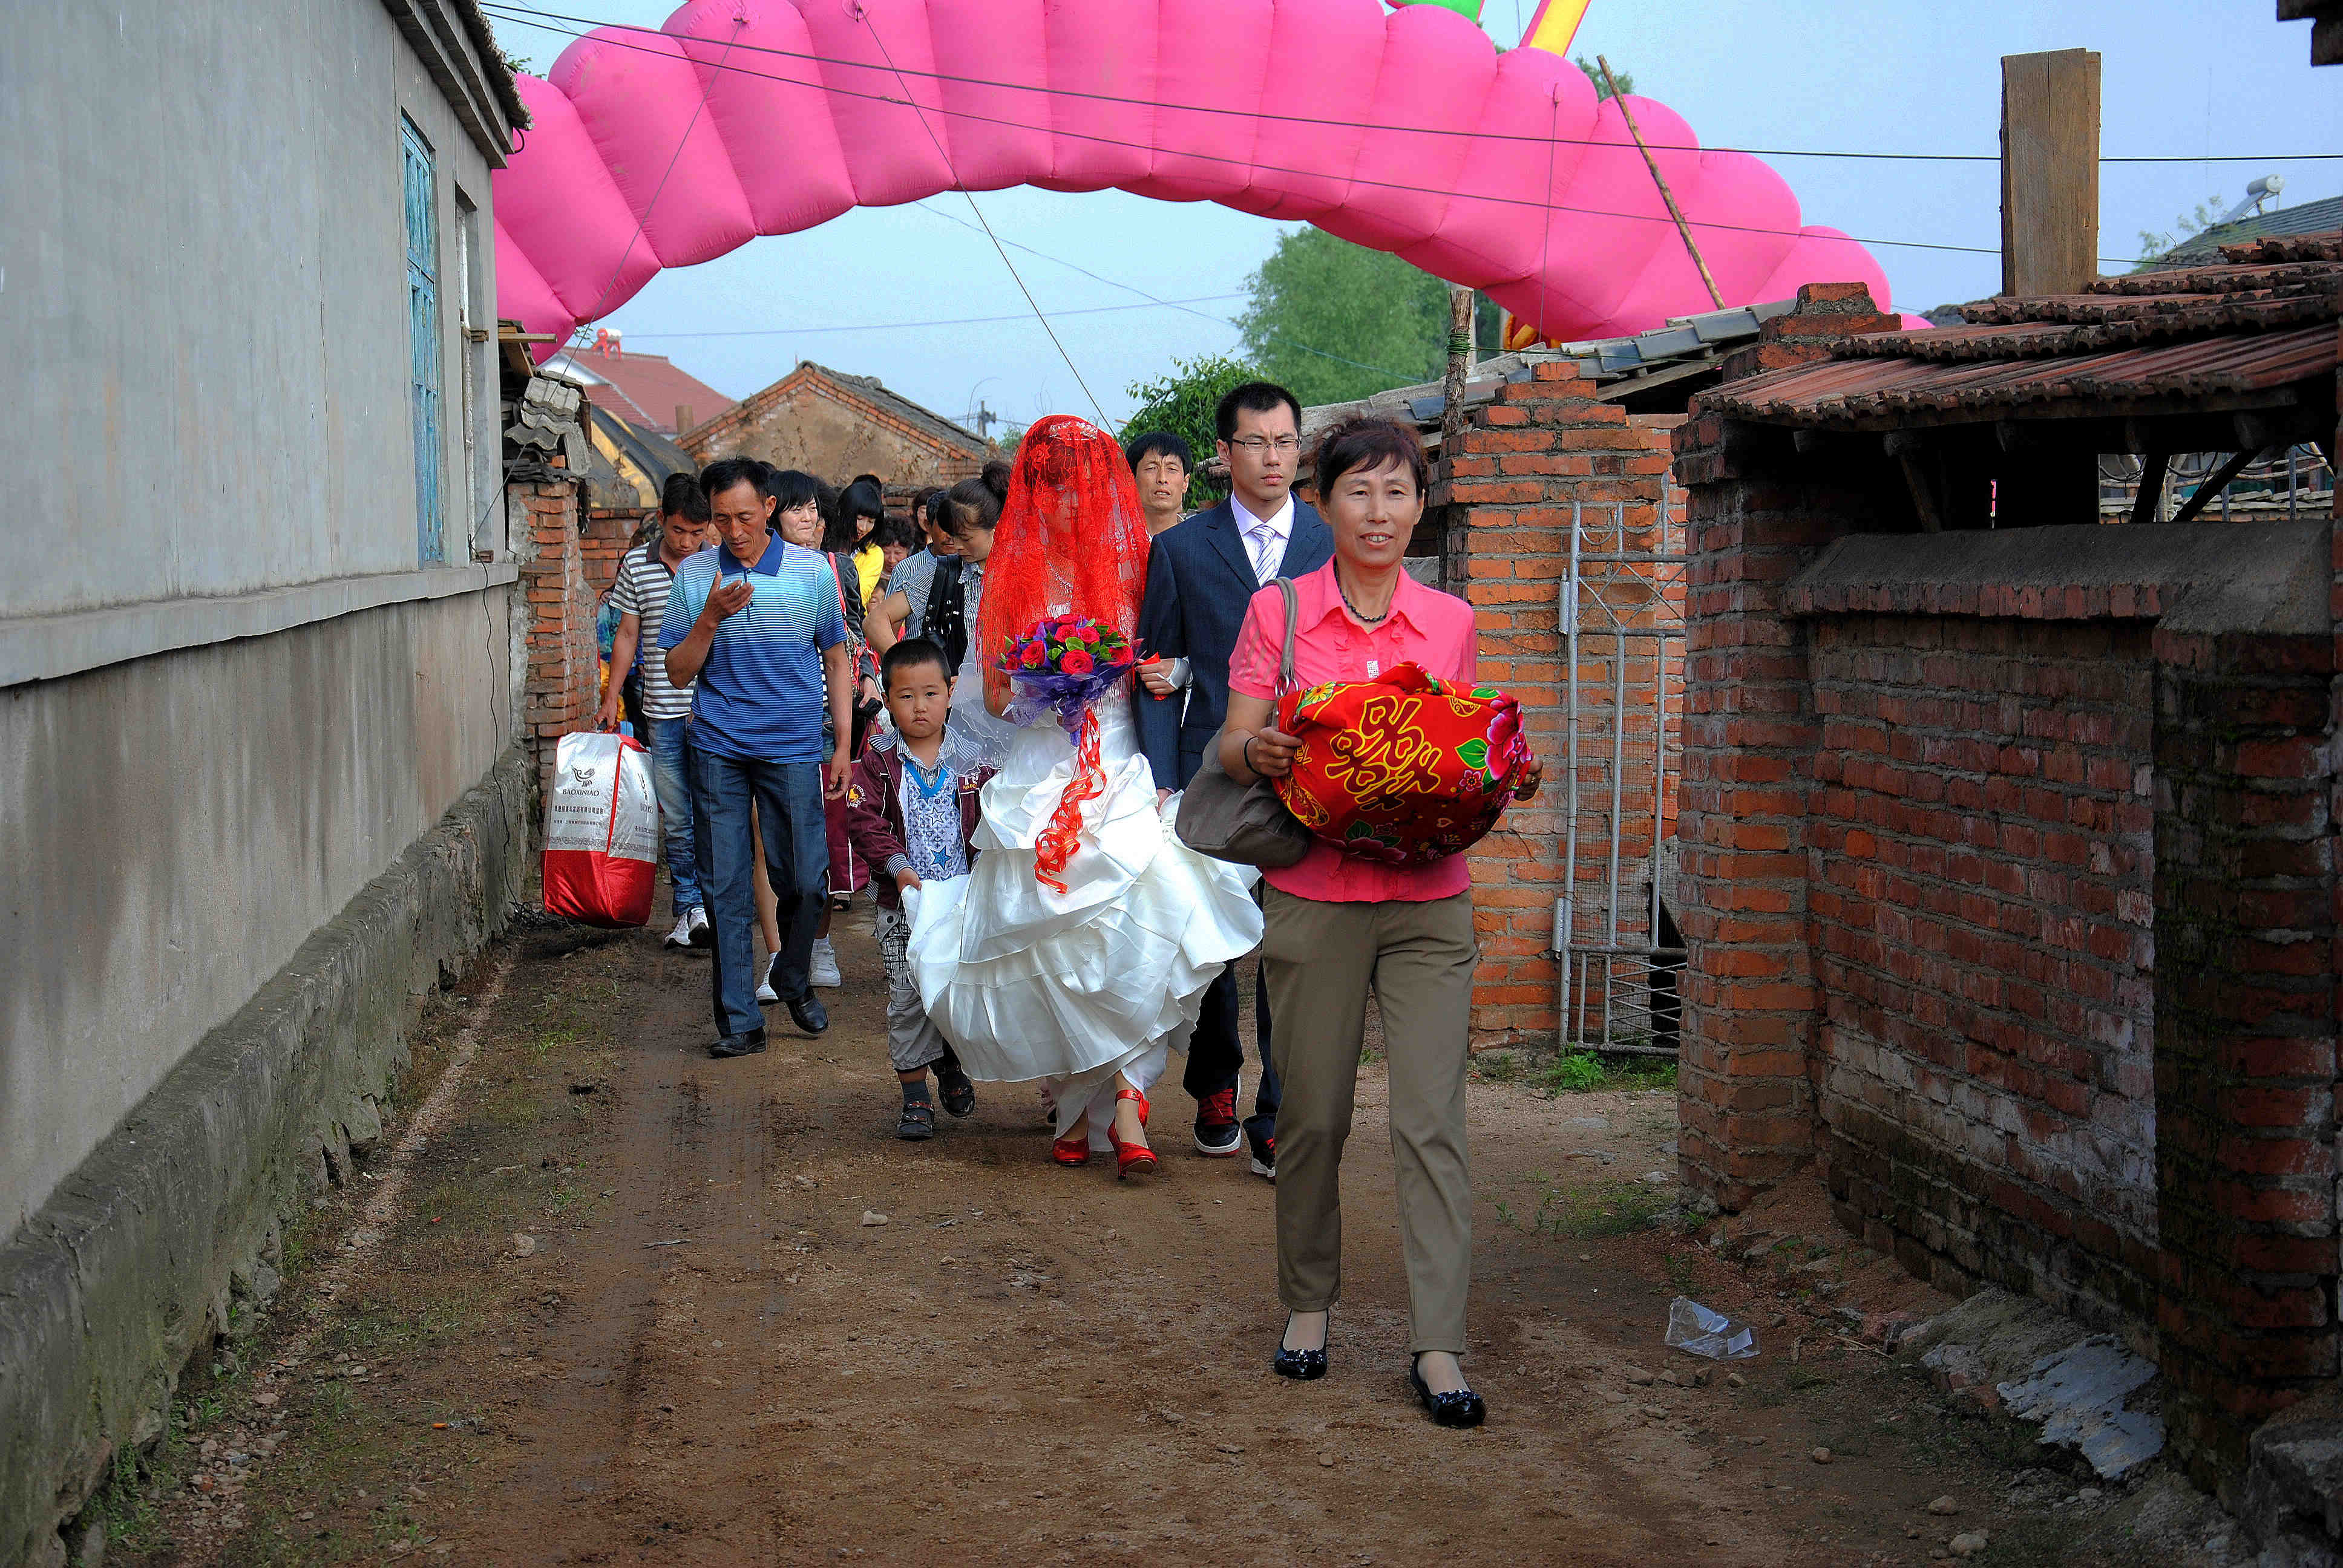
{"left": 1305, "top": 298, "right": 1794, "bottom": 435}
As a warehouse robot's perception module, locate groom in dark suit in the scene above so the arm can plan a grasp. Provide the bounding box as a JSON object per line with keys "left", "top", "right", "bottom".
{"left": 1134, "top": 382, "right": 1334, "bottom": 1179}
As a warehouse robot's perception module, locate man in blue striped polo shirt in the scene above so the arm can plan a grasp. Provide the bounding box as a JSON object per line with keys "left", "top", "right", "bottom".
{"left": 662, "top": 459, "right": 852, "bottom": 1057}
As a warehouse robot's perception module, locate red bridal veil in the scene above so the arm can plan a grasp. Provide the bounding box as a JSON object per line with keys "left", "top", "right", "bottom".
{"left": 976, "top": 415, "right": 1153, "bottom": 671}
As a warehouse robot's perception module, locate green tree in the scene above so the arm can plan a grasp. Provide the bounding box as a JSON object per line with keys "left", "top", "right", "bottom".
{"left": 1119, "top": 351, "right": 1263, "bottom": 509}
{"left": 1575, "top": 57, "right": 1633, "bottom": 99}
{"left": 1233, "top": 229, "right": 1504, "bottom": 408}
{"left": 2132, "top": 194, "right": 2226, "bottom": 272}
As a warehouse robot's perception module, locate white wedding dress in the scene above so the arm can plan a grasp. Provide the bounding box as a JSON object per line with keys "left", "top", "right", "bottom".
{"left": 905, "top": 689, "right": 1263, "bottom": 1150}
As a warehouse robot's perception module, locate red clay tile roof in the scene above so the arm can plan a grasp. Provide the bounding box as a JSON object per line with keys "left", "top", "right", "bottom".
{"left": 1697, "top": 230, "right": 2342, "bottom": 430}
{"left": 545, "top": 350, "right": 735, "bottom": 437}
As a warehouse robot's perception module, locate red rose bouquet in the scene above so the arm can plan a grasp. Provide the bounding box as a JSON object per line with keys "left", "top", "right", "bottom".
{"left": 997, "top": 615, "right": 1138, "bottom": 893}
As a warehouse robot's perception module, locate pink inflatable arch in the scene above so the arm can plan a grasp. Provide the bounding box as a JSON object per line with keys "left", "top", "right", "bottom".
{"left": 493, "top": 0, "right": 1893, "bottom": 353}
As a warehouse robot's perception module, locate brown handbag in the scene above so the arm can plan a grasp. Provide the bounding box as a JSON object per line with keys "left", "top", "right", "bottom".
{"left": 1174, "top": 578, "right": 1312, "bottom": 869}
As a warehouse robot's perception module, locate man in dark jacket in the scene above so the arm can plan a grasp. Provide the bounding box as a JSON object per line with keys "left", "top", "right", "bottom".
{"left": 1132, "top": 382, "right": 1334, "bottom": 1177}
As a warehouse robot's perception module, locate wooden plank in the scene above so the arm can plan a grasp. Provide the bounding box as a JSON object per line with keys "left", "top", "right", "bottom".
{"left": 2001, "top": 50, "right": 2102, "bottom": 298}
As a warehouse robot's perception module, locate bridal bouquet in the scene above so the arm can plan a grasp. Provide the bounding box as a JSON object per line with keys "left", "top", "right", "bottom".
{"left": 998, "top": 615, "right": 1139, "bottom": 894}
{"left": 998, "top": 615, "right": 1138, "bottom": 738}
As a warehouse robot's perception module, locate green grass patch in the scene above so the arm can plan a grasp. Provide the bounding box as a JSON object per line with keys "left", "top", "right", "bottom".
{"left": 1532, "top": 1051, "right": 1678, "bottom": 1096}
{"left": 1501, "top": 1178, "right": 1672, "bottom": 1240}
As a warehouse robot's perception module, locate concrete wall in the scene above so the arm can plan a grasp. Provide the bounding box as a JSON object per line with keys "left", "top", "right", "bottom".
{"left": 1, "top": 0, "right": 503, "bottom": 618}
{"left": 0, "top": 0, "right": 517, "bottom": 1240}
{"left": 0, "top": 751, "right": 529, "bottom": 1568}
{"left": 0, "top": 590, "right": 517, "bottom": 1238}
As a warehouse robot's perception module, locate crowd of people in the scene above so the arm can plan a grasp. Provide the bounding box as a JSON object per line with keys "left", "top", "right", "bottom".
{"left": 586, "top": 382, "right": 1539, "bottom": 1428}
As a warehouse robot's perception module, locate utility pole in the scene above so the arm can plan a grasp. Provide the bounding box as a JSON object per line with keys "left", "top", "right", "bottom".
{"left": 1598, "top": 55, "right": 1723, "bottom": 311}
{"left": 2000, "top": 48, "right": 2101, "bottom": 296}
{"left": 1440, "top": 284, "right": 1475, "bottom": 476}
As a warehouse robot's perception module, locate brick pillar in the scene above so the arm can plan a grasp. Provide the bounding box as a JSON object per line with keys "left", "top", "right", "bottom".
{"left": 516, "top": 477, "right": 596, "bottom": 805}
{"left": 1436, "top": 361, "right": 1677, "bottom": 1048}
{"left": 1672, "top": 282, "right": 1902, "bottom": 1210}
{"left": 2152, "top": 622, "right": 2341, "bottom": 1487}
{"left": 582, "top": 507, "right": 639, "bottom": 596}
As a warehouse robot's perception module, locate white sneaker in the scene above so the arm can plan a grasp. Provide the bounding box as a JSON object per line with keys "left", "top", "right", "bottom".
{"left": 664, "top": 909, "right": 696, "bottom": 949}
{"left": 755, "top": 955, "right": 780, "bottom": 1005}
{"left": 809, "top": 937, "right": 842, "bottom": 988}
{"left": 686, "top": 906, "right": 711, "bottom": 948}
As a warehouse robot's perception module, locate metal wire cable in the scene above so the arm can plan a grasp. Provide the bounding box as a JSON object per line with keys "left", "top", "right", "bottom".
{"left": 857, "top": 4, "right": 1110, "bottom": 426}
{"left": 483, "top": 2, "right": 2343, "bottom": 168}
{"left": 903, "top": 203, "right": 1420, "bottom": 379}
{"left": 608, "top": 291, "right": 1248, "bottom": 340}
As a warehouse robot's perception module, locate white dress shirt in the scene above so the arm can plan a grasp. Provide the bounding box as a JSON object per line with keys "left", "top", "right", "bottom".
{"left": 1231, "top": 491, "right": 1296, "bottom": 585}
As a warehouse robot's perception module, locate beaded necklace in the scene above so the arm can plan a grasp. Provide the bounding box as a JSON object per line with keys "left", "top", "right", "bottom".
{"left": 1337, "top": 567, "right": 1395, "bottom": 626}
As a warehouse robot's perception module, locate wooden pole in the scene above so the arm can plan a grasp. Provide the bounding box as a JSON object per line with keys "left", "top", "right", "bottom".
{"left": 1597, "top": 55, "right": 1724, "bottom": 311}
{"left": 2000, "top": 49, "right": 2101, "bottom": 296}
{"left": 1440, "top": 283, "right": 1474, "bottom": 474}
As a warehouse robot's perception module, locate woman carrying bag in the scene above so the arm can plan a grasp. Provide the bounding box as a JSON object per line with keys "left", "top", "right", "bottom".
{"left": 1214, "top": 417, "right": 1540, "bottom": 1429}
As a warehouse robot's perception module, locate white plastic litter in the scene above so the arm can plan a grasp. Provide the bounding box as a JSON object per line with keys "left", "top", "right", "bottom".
{"left": 1666, "top": 1296, "right": 1758, "bottom": 1360}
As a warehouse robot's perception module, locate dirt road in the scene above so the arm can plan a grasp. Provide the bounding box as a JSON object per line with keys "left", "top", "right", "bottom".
{"left": 97, "top": 903, "right": 2230, "bottom": 1567}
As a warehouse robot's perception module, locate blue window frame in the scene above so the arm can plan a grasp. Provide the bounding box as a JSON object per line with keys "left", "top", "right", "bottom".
{"left": 402, "top": 117, "right": 445, "bottom": 563}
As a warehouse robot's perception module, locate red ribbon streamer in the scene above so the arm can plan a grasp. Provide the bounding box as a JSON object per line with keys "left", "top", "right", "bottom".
{"left": 1034, "top": 708, "right": 1104, "bottom": 896}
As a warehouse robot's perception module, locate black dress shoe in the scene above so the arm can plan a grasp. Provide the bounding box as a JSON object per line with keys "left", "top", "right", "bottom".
{"left": 1272, "top": 1313, "right": 1328, "bottom": 1381}
{"left": 785, "top": 993, "right": 829, "bottom": 1035}
{"left": 1408, "top": 1356, "right": 1485, "bottom": 1428}
{"left": 709, "top": 1025, "right": 767, "bottom": 1059}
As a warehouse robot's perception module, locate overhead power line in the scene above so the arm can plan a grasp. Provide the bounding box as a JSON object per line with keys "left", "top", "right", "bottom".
{"left": 609, "top": 293, "right": 1249, "bottom": 340}
{"left": 857, "top": 7, "right": 1110, "bottom": 425}
{"left": 905, "top": 204, "right": 1420, "bottom": 379}
{"left": 484, "top": 1, "right": 2343, "bottom": 167}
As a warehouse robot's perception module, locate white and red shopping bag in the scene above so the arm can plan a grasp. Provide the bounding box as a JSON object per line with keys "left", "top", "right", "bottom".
{"left": 543, "top": 731, "right": 659, "bottom": 928}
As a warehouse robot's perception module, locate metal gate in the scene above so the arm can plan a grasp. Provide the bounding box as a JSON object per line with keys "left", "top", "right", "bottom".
{"left": 1556, "top": 488, "right": 1686, "bottom": 1055}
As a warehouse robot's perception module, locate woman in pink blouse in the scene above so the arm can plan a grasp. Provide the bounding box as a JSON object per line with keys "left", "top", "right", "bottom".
{"left": 1217, "top": 417, "right": 1540, "bottom": 1428}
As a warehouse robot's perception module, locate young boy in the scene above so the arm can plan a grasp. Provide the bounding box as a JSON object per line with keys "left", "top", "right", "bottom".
{"left": 845, "top": 638, "right": 991, "bottom": 1139}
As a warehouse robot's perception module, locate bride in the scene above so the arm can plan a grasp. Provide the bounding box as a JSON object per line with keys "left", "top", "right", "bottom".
{"left": 905, "top": 417, "right": 1263, "bottom": 1178}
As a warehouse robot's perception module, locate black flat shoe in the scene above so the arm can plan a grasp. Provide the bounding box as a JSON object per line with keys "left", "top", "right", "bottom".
{"left": 896, "top": 1100, "right": 936, "bottom": 1141}
{"left": 1272, "top": 1313, "right": 1328, "bottom": 1381}
{"left": 709, "top": 1025, "right": 767, "bottom": 1059}
{"left": 1408, "top": 1356, "right": 1485, "bottom": 1428}
{"left": 936, "top": 1062, "right": 976, "bottom": 1117}
{"left": 785, "top": 993, "right": 829, "bottom": 1035}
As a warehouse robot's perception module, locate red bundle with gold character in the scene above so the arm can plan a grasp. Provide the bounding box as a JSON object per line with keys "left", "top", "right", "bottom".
{"left": 1272, "top": 664, "right": 1533, "bottom": 866}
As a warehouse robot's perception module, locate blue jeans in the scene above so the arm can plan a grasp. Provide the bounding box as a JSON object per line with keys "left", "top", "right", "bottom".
{"left": 689, "top": 748, "right": 828, "bottom": 1037}
{"left": 642, "top": 716, "right": 701, "bottom": 913}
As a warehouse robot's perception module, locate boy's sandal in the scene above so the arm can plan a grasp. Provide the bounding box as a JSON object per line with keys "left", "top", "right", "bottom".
{"left": 896, "top": 1101, "right": 937, "bottom": 1141}
{"left": 937, "top": 1066, "right": 977, "bottom": 1117}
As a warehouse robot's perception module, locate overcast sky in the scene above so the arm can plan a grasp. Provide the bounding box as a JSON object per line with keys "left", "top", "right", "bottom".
{"left": 489, "top": 1, "right": 2342, "bottom": 433}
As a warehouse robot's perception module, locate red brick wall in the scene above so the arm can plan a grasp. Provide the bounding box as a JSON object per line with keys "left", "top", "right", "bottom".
{"left": 2151, "top": 620, "right": 2339, "bottom": 1481}
{"left": 1806, "top": 614, "right": 2158, "bottom": 1329}
{"left": 581, "top": 508, "right": 643, "bottom": 598}
{"left": 516, "top": 477, "right": 596, "bottom": 805}
{"left": 1672, "top": 290, "right": 2343, "bottom": 1481}
{"left": 1437, "top": 363, "right": 1680, "bottom": 1049}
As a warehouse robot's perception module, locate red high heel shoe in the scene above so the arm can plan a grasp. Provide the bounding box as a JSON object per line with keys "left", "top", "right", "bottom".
{"left": 1051, "top": 1121, "right": 1090, "bottom": 1166}
{"left": 1107, "top": 1088, "right": 1158, "bottom": 1181}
